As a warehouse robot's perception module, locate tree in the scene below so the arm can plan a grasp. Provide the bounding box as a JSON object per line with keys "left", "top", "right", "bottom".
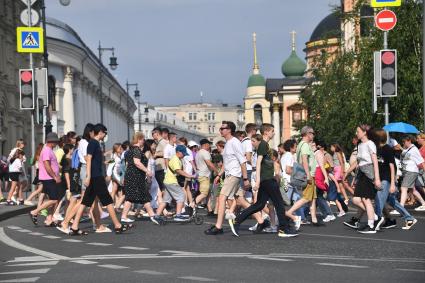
{"left": 300, "top": 0, "right": 423, "bottom": 152}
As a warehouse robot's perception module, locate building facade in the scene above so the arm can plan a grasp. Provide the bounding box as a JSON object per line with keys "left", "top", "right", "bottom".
{"left": 46, "top": 18, "right": 136, "bottom": 148}
{"left": 156, "top": 103, "right": 245, "bottom": 144}
{"left": 134, "top": 102, "right": 205, "bottom": 142}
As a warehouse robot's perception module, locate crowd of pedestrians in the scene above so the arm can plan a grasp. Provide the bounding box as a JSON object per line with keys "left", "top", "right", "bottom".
{"left": 0, "top": 121, "right": 424, "bottom": 238}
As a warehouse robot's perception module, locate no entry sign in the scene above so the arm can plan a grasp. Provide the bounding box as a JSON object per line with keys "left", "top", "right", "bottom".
{"left": 375, "top": 10, "right": 397, "bottom": 31}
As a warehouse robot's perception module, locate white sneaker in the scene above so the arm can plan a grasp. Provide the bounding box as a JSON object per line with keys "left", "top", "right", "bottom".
{"left": 225, "top": 212, "right": 236, "bottom": 220}
{"left": 329, "top": 201, "right": 336, "bottom": 206}
{"left": 263, "top": 226, "right": 278, "bottom": 233}
{"left": 402, "top": 219, "right": 418, "bottom": 230}
{"left": 53, "top": 214, "right": 64, "bottom": 221}
{"left": 329, "top": 215, "right": 336, "bottom": 221}
{"left": 414, "top": 205, "right": 425, "bottom": 211}
{"left": 323, "top": 215, "right": 332, "bottom": 222}
{"left": 294, "top": 216, "right": 301, "bottom": 231}
{"left": 389, "top": 209, "right": 400, "bottom": 215}
{"left": 121, "top": 218, "right": 134, "bottom": 223}
{"left": 337, "top": 211, "right": 346, "bottom": 217}
{"left": 248, "top": 223, "right": 258, "bottom": 231}
{"left": 11, "top": 196, "right": 17, "bottom": 203}
{"left": 24, "top": 200, "right": 34, "bottom": 206}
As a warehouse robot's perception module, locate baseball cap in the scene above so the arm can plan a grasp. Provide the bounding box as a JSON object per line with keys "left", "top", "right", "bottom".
{"left": 188, "top": 140, "right": 199, "bottom": 147}
{"left": 175, "top": 145, "right": 189, "bottom": 156}
{"left": 200, "top": 138, "right": 212, "bottom": 145}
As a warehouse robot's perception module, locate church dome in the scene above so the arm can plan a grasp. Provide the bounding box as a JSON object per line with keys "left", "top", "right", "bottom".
{"left": 247, "top": 73, "right": 266, "bottom": 87}
{"left": 281, "top": 50, "right": 306, "bottom": 78}
{"left": 309, "top": 13, "right": 341, "bottom": 42}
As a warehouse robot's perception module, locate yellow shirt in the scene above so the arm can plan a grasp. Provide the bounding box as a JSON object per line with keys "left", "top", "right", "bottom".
{"left": 164, "top": 155, "right": 182, "bottom": 185}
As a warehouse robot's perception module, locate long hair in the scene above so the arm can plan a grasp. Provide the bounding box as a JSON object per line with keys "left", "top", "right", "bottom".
{"left": 82, "top": 123, "right": 94, "bottom": 141}
{"left": 32, "top": 143, "right": 44, "bottom": 165}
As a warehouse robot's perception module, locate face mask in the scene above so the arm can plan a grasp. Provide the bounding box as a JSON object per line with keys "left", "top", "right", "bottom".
{"left": 103, "top": 135, "right": 109, "bottom": 143}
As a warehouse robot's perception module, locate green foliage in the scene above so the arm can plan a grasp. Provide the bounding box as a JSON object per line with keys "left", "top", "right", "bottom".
{"left": 300, "top": 0, "right": 423, "bottom": 152}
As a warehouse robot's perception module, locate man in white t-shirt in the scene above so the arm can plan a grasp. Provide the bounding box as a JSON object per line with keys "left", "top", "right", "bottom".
{"left": 164, "top": 132, "right": 177, "bottom": 169}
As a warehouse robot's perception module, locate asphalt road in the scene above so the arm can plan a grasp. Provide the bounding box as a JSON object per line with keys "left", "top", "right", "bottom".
{"left": 0, "top": 210, "right": 424, "bottom": 283}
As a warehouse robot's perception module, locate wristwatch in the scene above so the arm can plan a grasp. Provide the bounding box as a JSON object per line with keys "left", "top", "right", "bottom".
{"left": 243, "top": 178, "right": 248, "bottom": 181}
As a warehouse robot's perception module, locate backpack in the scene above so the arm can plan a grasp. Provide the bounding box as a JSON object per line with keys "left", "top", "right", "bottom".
{"left": 71, "top": 148, "right": 80, "bottom": 170}
{"left": 289, "top": 141, "right": 308, "bottom": 189}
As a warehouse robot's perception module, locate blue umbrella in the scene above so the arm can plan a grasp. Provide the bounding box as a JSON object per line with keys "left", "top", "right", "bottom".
{"left": 383, "top": 122, "right": 420, "bottom": 134}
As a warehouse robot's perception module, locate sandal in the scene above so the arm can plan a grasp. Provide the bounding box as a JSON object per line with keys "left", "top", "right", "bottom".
{"left": 45, "top": 222, "right": 60, "bottom": 227}
{"left": 29, "top": 213, "right": 38, "bottom": 225}
{"left": 115, "top": 223, "right": 134, "bottom": 234}
{"left": 69, "top": 228, "right": 89, "bottom": 236}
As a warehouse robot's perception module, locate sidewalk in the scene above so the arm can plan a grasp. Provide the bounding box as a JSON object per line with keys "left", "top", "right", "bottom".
{"left": 0, "top": 204, "right": 36, "bottom": 222}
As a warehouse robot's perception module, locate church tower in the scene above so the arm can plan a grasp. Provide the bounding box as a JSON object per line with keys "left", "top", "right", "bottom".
{"left": 244, "top": 33, "right": 270, "bottom": 126}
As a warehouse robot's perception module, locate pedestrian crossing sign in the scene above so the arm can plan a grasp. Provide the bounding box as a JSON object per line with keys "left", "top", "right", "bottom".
{"left": 371, "top": 0, "right": 401, "bottom": 7}
{"left": 16, "top": 27, "right": 44, "bottom": 53}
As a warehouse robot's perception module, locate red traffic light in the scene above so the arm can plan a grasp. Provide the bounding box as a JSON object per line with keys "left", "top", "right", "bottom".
{"left": 382, "top": 51, "right": 395, "bottom": 65}
{"left": 20, "top": 70, "right": 33, "bottom": 82}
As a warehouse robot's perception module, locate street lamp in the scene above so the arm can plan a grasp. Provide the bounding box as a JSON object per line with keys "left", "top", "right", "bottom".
{"left": 98, "top": 41, "right": 118, "bottom": 124}
{"left": 134, "top": 88, "right": 142, "bottom": 132}
{"left": 126, "top": 80, "right": 138, "bottom": 140}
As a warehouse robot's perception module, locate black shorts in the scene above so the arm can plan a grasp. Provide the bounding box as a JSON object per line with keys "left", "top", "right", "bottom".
{"left": 32, "top": 169, "right": 40, "bottom": 185}
{"left": 0, "top": 172, "right": 8, "bottom": 181}
{"left": 8, "top": 172, "right": 21, "bottom": 182}
{"left": 81, "top": 176, "right": 113, "bottom": 207}
{"left": 354, "top": 171, "right": 377, "bottom": 199}
{"left": 155, "top": 170, "right": 166, "bottom": 191}
{"left": 42, "top": 179, "right": 65, "bottom": 201}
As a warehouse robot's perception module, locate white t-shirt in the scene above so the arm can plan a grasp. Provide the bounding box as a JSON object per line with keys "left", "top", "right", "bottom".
{"left": 223, "top": 137, "right": 246, "bottom": 178}
{"left": 388, "top": 138, "right": 399, "bottom": 148}
{"left": 401, "top": 145, "right": 424, "bottom": 173}
{"left": 241, "top": 137, "right": 253, "bottom": 171}
{"left": 9, "top": 158, "right": 23, "bottom": 173}
{"left": 280, "top": 152, "right": 294, "bottom": 183}
{"left": 183, "top": 147, "right": 194, "bottom": 174}
{"left": 357, "top": 140, "right": 376, "bottom": 166}
{"left": 164, "top": 143, "right": 176, "bottom": 160}
{"left": 196, "top": 148, "right": 212, "bottom": 177}
{"left": 78, "top": 139, "right": 89, "bottom": 164}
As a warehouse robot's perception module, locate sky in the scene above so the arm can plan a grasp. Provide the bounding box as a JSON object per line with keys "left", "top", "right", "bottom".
{"left": 47, "top": 0, "right": 340, "bottom": 106}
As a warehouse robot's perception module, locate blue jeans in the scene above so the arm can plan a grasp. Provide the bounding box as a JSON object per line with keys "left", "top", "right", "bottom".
{"left": 316, "top": 189, "right": 333, "bottom": 217}
{"left": 375, "top": 180, "right": 390, "bottom": 217}
{"left": 286, "top": 185, "right": 306, "bottom": 220}
{"left": 387, "top": 193, "right": 415, "bottom": 221}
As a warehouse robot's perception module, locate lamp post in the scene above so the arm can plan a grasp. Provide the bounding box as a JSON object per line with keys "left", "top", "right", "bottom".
{"left": 126, "top": 80, "right": 138, "bottom": 139}
{"left": 98, "top": 41, "right": 118, "bottom": 124}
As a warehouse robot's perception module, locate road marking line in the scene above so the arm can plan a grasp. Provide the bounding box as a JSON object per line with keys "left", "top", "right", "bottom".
{"left": 249, "top": 256, "right": 293, "bottom": 262}
{"left": 7, "top": 226, "right": 22, "bottom": 230}
{"left": 6, "top": 261, "right": 58, "bottom": 267}
{"left": 86, "top": 242, "right": 112, "bottom": 246}
{"left": 70, "top": 260, "right": 98, "bottom": 265}
{"left": 0, "top": 268, "right": 50, "bottom": 275}
{"left": 161, "top": 250, "right": 200, "bottom": 255}
{"left": 28, "top": 232, "right": 44, "bottom": 236}
{"left": 62, "top": 239, "right": 83, "bottom": 243}
{"left": 0, "top": 277, "right": 40, "bottom": 283}
{"left": 42, "top": 235, "right": 61, "bottom": 239}
{"left": 0, "top": 228, "right": 69, "bottom": 260}
{"left": 302, "top": 232, "right": 425, "bottom": 246}
{"left": 98, "top": 264, "right": 128, "bottom": 270}
{"left": 10, "top": 256, "right": 50, "bottom": 262}
{"left": 119, "top": 246, "right": 149, "bottom": 251}
{"left": 178, "top": 276, "right": 217, "bottom": 282}
{"left": 134, "top": 270, "right": 168, "bottom": 275}
{"left": 396, "top": 268, "right": 425, "bottom": 273}
{"left": 17, "top": 229, "right": 32, "bottom": 233}
{"left": 316, "top": 263, "right": 368, "bottom": 268}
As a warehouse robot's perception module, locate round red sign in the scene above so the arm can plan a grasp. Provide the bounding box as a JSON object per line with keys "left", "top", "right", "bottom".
{"left": 375, "top": 10, "right": 397, "bottom": 31}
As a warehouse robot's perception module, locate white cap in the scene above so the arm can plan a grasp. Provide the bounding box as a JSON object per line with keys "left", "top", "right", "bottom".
{"left": 188, "top": 140, "right": 199, "bottom": 147}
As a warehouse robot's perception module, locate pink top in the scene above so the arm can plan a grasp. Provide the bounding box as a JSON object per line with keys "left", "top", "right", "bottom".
{"left": 38, "top": 145, "right": 59, "bottom": 180}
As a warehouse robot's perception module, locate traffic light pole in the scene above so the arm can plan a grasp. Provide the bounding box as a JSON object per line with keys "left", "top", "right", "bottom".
{"left": 383, "top": 30, "right": 389, "bottom": 126}
{"left": 27, "top": 0, "right": 36, "bottom": 190}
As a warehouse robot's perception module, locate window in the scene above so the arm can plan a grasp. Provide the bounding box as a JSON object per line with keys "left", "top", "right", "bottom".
{"left": 208, "top": 125, "right": 212, "bottom": 134}
{"left": 207, "top": 113, "right": 215, "bottom": 121}
{"left": 253, "top": 104, "right": 263, "bottom": 126}
{"left": 189, "top": 112, "right": 197, "bottom": 121}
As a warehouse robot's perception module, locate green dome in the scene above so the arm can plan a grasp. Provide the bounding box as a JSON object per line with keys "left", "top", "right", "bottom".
{"left": 281, "top": 50, "right": 306, "bottom": 78}
{"left": 247, "top": 73, "right": 266, "bottom": 87}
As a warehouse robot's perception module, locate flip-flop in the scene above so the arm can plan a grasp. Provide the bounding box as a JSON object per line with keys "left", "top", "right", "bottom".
{"left": 69, "top": 228, "right": 89, "bottom": 236}
{"left": 29, "top": 213, "right": 38, "bottom": 225}
{"left": 56, "top": 226, "right": 70, "bottom": 235}
{"left": 95, "top": 227, "right": 112, "bottom": 233}
{"left": 115, "top": 223, "right": 134, "bottom": 234}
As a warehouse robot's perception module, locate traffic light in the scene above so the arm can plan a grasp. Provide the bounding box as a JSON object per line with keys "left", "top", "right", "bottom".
{"left": 380, "top": 49, "right": 397, "bottom": 97}
{"left": 19, "top": 68, "right": 35, "bottom": 109}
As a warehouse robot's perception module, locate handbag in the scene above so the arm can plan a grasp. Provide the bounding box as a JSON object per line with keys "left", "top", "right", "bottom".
{"left": 289, "top": 141, "right": 308, "bottom": 190}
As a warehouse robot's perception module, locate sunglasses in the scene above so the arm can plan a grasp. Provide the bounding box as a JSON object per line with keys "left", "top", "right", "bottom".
{"left": 308, "top": 132, "right": 315, "bottom": 135}
{"left": 219, "top": 127, "right": 229, "bottom": 131}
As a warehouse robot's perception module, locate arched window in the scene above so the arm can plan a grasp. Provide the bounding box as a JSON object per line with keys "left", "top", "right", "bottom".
{"left": 253, "top": 104, "right": 263, "bottom": 126}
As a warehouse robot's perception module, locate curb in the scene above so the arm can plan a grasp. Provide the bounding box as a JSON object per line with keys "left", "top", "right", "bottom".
{"left": 0, "top": 205, "right": 37, "bottom": 222}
